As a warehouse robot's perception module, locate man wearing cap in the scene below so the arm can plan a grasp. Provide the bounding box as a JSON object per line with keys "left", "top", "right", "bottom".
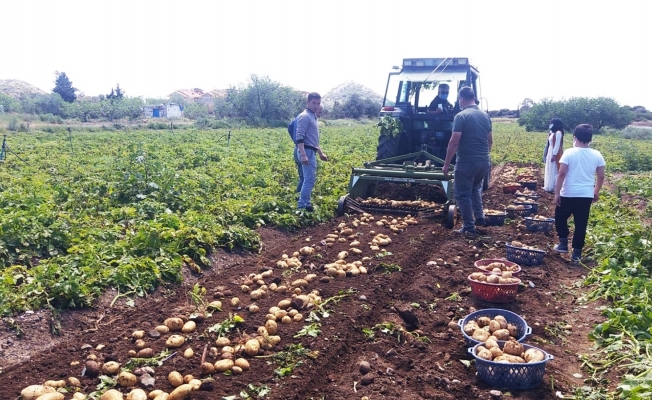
{"left": 442, "top": 86, "right": 492, "bottom": 236}
{"left": 296, "top": 93, "right": 328, "bottom": 212}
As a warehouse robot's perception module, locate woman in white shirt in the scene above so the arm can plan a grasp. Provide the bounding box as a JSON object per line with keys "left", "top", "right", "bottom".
{"left": 544, "top": 118, "right": 564, "bottom": 192}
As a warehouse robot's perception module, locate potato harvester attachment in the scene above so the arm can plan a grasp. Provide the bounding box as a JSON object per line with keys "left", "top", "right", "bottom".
{"left": 337, "top": 150, "right": 456, "bottom": 228}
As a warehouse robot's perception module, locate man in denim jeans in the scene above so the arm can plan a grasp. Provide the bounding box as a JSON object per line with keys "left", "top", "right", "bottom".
{"left": 293, "top": 105, "right": 322, "bottom": 194}
{"left": 296, "top": 93, "right": 328, "bottom": 212}
{"left": 442, "top": 86, "right": 492, "bottom": 236}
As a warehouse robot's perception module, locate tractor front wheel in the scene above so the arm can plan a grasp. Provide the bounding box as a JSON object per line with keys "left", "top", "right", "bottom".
{"left": 337, "top": 195, "right": 348, "bottom": 217}
{"left": 445, "top": 204, "right": 457, "bottom": 228}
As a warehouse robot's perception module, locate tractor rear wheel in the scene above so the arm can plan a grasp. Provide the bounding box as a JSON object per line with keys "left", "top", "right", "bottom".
{"left": 376, "top": 134, "right": 400, "bottom": 161}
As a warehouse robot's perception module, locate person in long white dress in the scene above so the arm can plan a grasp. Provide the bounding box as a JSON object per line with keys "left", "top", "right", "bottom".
{"left": 544, "top": 118, "right": 564, "bottom": 192}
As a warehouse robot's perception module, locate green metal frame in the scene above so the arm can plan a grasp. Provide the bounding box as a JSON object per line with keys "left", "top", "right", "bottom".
{"left": 348, "top": 150, "right": 454, "bottom": 202}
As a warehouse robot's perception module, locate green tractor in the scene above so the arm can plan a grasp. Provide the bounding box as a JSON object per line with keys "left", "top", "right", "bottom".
{"left": 337, "top": 57, "right": 490, "bottom": 227}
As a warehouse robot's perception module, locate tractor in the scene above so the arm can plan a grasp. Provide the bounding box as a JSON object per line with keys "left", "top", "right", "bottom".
{"left": 337, "top": 57, "right": 490, "bottom": 227}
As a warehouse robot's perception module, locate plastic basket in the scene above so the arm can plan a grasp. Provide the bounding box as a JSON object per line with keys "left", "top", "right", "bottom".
{"left": 468, "top": 275, "right": 520, "bottom": 303}
{"left": 458, "top": 309, "right": 532, "bottom": 346}
{"left": 524, "top": 217, "right": 554, "bottom": 233}
{"left": 513, "top": 201, "right": 538, "bottom": 213}
{"left": 468, "top": 342, "right": 554, "bottom": 390}
{"left": 502, "top": 185, "right": 521, "bottom": 194}
{"left": 504, "top": 205, "right": 532, "bottom": 218}
{"left": 515, "top": 192, "right": 540, "bottom": 200}
{"left": 518, "top": 181, "right": 538, "bottom": 190}
{"left": 506, "top": 243, "right": 545, "bottom": 266}
{"left": 474, "top": 259, "right": 521, "bottom": 277}
{"left": 484, "top": 213, "right": 507, "bottom": 226}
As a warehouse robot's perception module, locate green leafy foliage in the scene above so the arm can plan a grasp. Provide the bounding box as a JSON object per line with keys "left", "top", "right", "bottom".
{"left": 208, "top": 314, "right": 245, "bottom": 338}
{"left": 518, "top": 97, "right": 633, "bottom": 132}
{"left": 52, "top": 71, "right": 76, "bottom": 103}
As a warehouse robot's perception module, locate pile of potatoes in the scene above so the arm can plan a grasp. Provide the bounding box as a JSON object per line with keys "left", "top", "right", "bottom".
{"left": 373, "top": 216, "right": 418, "bottom": 232}
{"left": 514, "top": 196, "right": 537, "bottom": 204}
{"left": 476, "top": 261, "right": 519, "bottom": 273}
{"left": 475, "top": 337, "right": 546, "bottom": 364}
{"left": 510, "top": 241, "right": 541, "bottom": 251}
{"left": 469, "top": 271, "right": 520, "bottom": 285}
{"left": 463, "top": 314, "right": 520, "bottom": 343}
{"left": 484, "top": 209, "right": 506, "bottom": 216}
{"left": 515, "top": 187, "right": 538, "bottom": 196}
{"left": 529, "top": 215, "right": 552, "bottom": 221}
{"left": 359, "top": 197, "right": 435, "bottom": 208}
{"left": 505, "top": 204, "right": 529, "bottom": 211}
{"left": 324, "top": 260, "right": 368, "bottom": 278}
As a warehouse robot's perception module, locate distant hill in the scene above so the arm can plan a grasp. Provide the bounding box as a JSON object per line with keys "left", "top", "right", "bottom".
{"left": 322, "top": 81, "right": 383, "bottom": 110}
{"left": 0, "top": 79, "right": 47, "bottom": 98}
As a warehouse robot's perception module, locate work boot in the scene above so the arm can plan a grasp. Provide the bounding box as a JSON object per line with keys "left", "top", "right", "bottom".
{"left": 571, "top": 249, "right": 582, "bottom": 263}
{"left": 553, "top": 238, "right": 569, "bottom": 253}
{"left": 475, "top": 218, "right": 487, "bottom": 227}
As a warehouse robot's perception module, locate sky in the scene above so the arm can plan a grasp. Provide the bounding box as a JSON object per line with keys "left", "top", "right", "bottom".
{"left": 2, "top": 0, "right": 651, "bottom": 110}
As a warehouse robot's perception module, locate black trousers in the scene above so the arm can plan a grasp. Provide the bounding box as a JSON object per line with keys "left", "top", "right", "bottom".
{"left": 554, "top": 197, "right": 593, "bottom": 250}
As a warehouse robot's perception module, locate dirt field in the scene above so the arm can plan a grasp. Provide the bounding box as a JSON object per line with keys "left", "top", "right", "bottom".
{"left": 0, "top": 163, "right": 609, "bottom": 399}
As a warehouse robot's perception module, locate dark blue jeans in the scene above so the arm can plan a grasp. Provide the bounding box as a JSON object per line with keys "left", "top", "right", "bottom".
{"left": 293, "top": 147, "right": 303, "bottom": 193}
{"left": 454, "top": 159, "right": 491, "bottom": 231}
{"left": 555, "top": 197, "right": 593, "bottom": 250}
{"left": 298, "top": 149, "right": 317, "bottom": 209}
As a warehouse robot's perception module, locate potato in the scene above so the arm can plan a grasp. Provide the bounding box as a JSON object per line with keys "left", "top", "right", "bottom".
{"left": 135, "top": 339, "right": 146, "bottom": 349}
{"left": 493, "top": 329, "right": 510, "bottom": 340}
{"left": 494, "top": 354, "right": 525, "bottom": 363}
{"left": 183, "top": 374, "right": 194, "bottom": 383}
{"left": 272, "top": 299, "right": 292, "bottom": 314}
{"left": 183, "top": 347, "right": 194, "bottom": 359}
{"left": 503, "top": 339, "right": 524, "bottom": 356}
{"left": 524, "top": 348, "right": 546, "bottom": 363}
{"left": 72, "top": 393, "right": 87, "bottom": 400}
{"left": 148, "top": 390, "right": 165, "bottom": 400}
{"left": 476, "top": 346, "right": 493, "bottom": 361}
{"left": 43, "top": 380, "right": 66, "bottom": 388}
{"left": 291, "top": 279, "right": 308, "bottom": 288}
{"left": 485, "top": 337, "right": 499, "bottom": 349}
{"left": 476, "top": 316, "right": 491, "bottom": 327}
{"left": 488, "top": 320, "right": 501, "bottom": 333}
{"left": 235, "top": 357, "right": 250, "bottom": 370}
{"left": 248, "top": 304, "right": 260, "bottom": 313}
{"left": 181, "top": 321, "right": 196, "bottom": 333}
{"left": 494, "top": 315, "right": 508, "bottom": 329}
{"left": 265, "top": 319, "right": 278, "bottom": 335}
{"left": 489, "top": 347, "right": 503, "bottom": 358}
{"left": 244, "top": 339, "right": 260, "bottom": 356}
{"left": 507, "top": 323, "right": 519, "bottom": 337}
{"left": 299, "top": 246, "right": 314, "bottom": 256}
{"left": 267, "top": 335, "right": 281, "bottom": 346}
{"left": 472, "top": 329, "right": 490, "bottom": 342}
{"left": 214, "top": 359, "right": 234, "bottom": 372}
{"left": 293, "top": 313, "right": 304, "bottom": 322}
{"left": 168, "top": 370, "right": 184, "bottom": 387}
{"left": 101, "top": 390, "right": 125, "bottom": 400}
{"left": 207, "top": 300, "right": 223, "bottom": 311}
{"left": 126, "top": 389, "right": 148, "bottom": 400}
{"left": 152, "top": 393, "right": 170, "bottom": 400}
{"left": 215, "top": 337, "right": 230, "bottom": 347}
{"left": 132, "top": 330, "right": 145, "bottom": 339}
{"left": 164, "top": 317, "right": 184, "bottom": 331}
{"left": 102, "top": 361, "right": 121, "bottom": 375}
{"left": 188, "top": 379, "right": 202, "bottom": 390}
{"left": 201, "top": 362, "right": 216, "bottom": 375}
{"left": 230, "top": 297, "right": 240, "bottom": 307}
{"left": 155, "top": 325, "right": 170, "bottom": 334}
{"left": 168, "top": 384, "right": 193, "bottom": 400}
{"left": 118, "top": 371, "right": 138, "bottom": 387}
{"left": 463, "top": 321, "right": 478, "bottom": 335}
{"left": 137, "top": 348, "right": 154, "bottom": 358}
{"left": 166, "top": 335, "right": 186, "bottom": 348}
{"left": 486, "top": 274, "right": 500, "bottom": 284}
{"left": 281, "top": 315, "right": 292, "bottom": 324}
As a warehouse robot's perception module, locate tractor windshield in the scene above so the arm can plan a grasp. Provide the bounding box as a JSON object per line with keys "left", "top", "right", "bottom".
{"left": 383, "top": 68, "right": 474, "bottom": 109}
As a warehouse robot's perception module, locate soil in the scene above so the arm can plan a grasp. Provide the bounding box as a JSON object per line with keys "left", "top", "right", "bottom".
{"left": 0, "top": 163, "right": 613, "bottom": 399}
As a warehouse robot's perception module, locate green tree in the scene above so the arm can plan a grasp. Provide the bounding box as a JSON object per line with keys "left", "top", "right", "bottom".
{"left": 0, "top": 93, "right": 21, "bottom": 112}
{"left": 63, "top": 98, "right": 101, "bottom": 122}
{"left": 183, "top": 102, "right": 210, "bottom": 120}
{"left": 52, "top": 71, "right": 77, "bottom": 103}
{"left": 107, "top": 84, "right": 125, "bottom": 101}
{"left": 221, "top": 75, "right": 304, "bottom": 125}
{"left": 518, "top": 97, "right": 633, "bottom": 132}
{"left": 98, "top": 97, "right": 143, "bottom": 121}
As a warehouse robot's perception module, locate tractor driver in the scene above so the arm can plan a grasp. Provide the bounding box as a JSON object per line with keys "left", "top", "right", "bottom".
{"left": 427, "top": 83, "right": 453, "bottom": 115}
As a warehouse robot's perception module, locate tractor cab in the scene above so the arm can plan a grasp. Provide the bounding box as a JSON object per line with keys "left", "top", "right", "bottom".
{"left": 378, "top": 57, "right": 482, "bottom": 162}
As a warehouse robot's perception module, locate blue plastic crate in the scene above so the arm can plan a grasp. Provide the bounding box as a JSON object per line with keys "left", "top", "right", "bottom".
{"left": 524, "top": 217, "right": 554, "bottom": 233}
{"left": 485, "top": 213, "right": 507, "bottom": 226}
{"left": 513, "top": 201, "right": 538, "bottom": 213}
{"left": 504, "top": 205, "right": 532, "bottom": 218}
{"left": 458, "top": 308, "right": 532, "bottom": 346}
{"left": 506, "top": 243, "right": 545, "bottom": 266}
{"left": 468, "top": 342, "right": 554, "bottom": 390}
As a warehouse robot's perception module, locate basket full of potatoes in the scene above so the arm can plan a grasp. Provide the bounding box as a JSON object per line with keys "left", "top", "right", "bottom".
{"left": 458, "top": 309, "right": 531, "bottom": 346}
{"left": 468, "top": 271, "right": 521, "bottom": 303}
{"left": 469, "top": 338, "right": 554, "bottom": 390}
